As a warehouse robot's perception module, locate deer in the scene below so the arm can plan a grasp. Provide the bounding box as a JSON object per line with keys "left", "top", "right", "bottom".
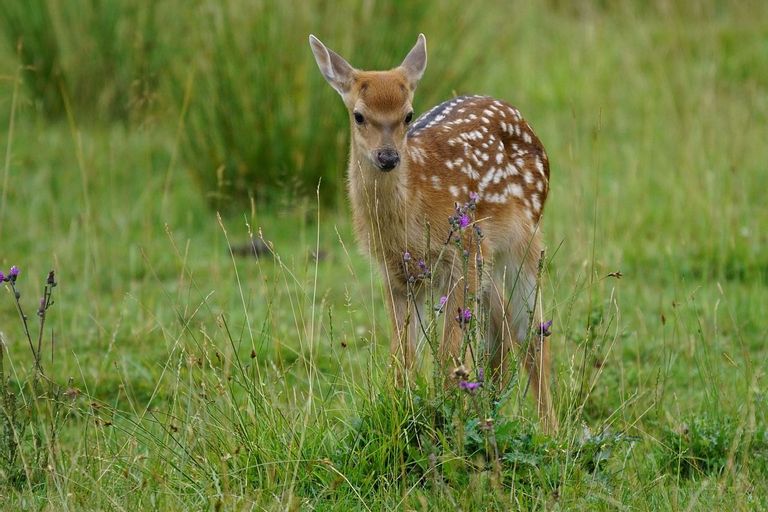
{"left": 309, "top": 34, "right": 557, "bottom": 432}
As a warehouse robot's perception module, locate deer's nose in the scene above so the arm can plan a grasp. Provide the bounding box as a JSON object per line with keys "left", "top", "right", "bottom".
{"left": 375, "top": 148, "right": 400, "bottom": 171}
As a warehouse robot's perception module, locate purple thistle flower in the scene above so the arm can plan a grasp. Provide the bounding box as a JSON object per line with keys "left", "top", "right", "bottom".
{"left": 459, "top": 214, "right": 470, "bottom": 229}
{"left": 418, "top": 259, "right": 428, "bottom": 272}
{"left": 0, "top": 271, "right": 5, "bottom": 282}
{"left": 469, "top": 191, "right": 479, "bottom": 203}
{"left": 439, "top": 296, "right": 448, "bottom": 307}
{"left": 403, "top": 251, "right": 411, "bottom": 262}
{"left": 459, "top": 380, "right": 482, "bottom": 393}
{"left": 9, "top": 266, "right": 19, "bottom": 277}
{"left": 37, "top": 297, "right": 46, "bottom": 316}
{"left": 539, "top": 320, "right": 553, "bottom": 337}
{"left": 456, "top": 307, "right": 472, "bottom": 326}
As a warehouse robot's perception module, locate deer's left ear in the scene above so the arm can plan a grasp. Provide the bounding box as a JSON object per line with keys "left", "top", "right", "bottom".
{"left": 399, "top": 34, "right": 427, "bottom": 89}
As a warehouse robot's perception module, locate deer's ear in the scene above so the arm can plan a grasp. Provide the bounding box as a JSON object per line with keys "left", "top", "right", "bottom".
{"left": 400, "top": 34, "right": 427, "bottom": 89}
{"left": 309, "top": 35, "right": 355, "bottom": 96}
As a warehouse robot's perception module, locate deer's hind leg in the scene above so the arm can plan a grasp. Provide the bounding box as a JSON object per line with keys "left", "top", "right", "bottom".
{"left": 488, "top": 240, "right": 558, "bottom": 433}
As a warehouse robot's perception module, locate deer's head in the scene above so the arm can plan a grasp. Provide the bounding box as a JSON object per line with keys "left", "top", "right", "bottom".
{"left": 309, "top": 34, "right": 427, "bottom": 172}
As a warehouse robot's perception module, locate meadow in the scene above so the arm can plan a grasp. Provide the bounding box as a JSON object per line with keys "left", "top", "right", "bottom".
{"left": 0, "top": 1, "right": 767, "bottom": 510}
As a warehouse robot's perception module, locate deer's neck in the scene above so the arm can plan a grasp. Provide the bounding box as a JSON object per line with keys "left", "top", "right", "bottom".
{"left": 347, "top": 143, "right": 418, "bottom": 258}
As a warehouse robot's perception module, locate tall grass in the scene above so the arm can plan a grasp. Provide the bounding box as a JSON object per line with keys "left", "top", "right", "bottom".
{"left": 1, "top": 0, "right": 523, "bottom": 206}
{"left": 0, "top": 1, "right": 166, "bottom": 121}
{"left": 171, "top": 0, "right": 502, "bottom": 207}
{"left": 0, "top": 0, "right": 64, "bottom": 118}
{"left": 1, "top": 0, "right": 767, "bottom": 509}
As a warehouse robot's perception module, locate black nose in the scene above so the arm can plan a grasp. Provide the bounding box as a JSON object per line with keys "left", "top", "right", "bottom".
{"left": 376, "top": 148, "right": 400, "bottom": 171}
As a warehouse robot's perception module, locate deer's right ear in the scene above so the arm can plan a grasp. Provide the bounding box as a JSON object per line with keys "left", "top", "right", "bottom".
{"left": 309, "top": 35, "right": 355, "bottom": 96}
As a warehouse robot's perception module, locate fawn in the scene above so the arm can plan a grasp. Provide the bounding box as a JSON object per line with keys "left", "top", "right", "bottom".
{"left": 309, "top": 34, "right": 557, "bottom": 432}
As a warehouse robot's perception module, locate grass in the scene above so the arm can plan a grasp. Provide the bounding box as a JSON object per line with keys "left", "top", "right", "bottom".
{"left": 1, "top": 0, "right": 767, "bottom": 509}
{"left": 0, "top": 1, "right": 162, "bottom": 121}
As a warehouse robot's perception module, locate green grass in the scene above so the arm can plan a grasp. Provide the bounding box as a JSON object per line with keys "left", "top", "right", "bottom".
{"left": 1, "top": 1, "right": 767, "bottom": 509}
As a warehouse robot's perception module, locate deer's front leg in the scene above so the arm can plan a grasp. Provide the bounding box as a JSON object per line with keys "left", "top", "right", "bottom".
{"left": 386, "top": 285, "right": 416, "bottom": 384}
{"left": 439, "top": 263, "right": 480, "bottom": 380}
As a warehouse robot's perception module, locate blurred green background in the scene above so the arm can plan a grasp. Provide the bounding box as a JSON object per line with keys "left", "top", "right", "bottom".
{"left": 0, "top": 0, "right": 767, "bottom": 508}
{"left": 2, "top": 0, "right": 762, "bottom": 212}
{"left": 3, "top": 0, "right": 531, "bottom": 207}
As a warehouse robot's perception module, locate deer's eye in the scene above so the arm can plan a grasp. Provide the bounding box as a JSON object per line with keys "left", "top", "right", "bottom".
{"left": 353, "top": 112, "right": 365, "bottom": 125}
{"left": 405, "top": 111, "right": 414, "bottom": 124}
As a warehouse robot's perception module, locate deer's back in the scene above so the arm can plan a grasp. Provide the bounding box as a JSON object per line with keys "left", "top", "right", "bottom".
{"left": 407, "top": 95, "right": 550, "bottom": 226}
